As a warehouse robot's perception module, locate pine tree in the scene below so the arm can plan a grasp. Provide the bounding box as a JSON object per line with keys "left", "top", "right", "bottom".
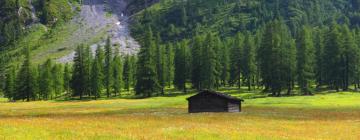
{"left": 323, "top": 23, "right": 343, "bottom": 91}
{"left": 71, "top": 45, "right": 88, "bottom": 100}
{"left": 242, "top": 33, "right": 256, "bottom": 91}
{"left": 214, "top": 36, "right": 223, "bottom": 89}
{"left": 314, "top": 28, "right": 325, "bottom": 88}
{"left": 83, "top": 46, "right": 92, "bottom": 97}
{"left": 202, "top": 33, "right": 217, "bottom": 90}
{"left": 341, "top": 25, "right": 359, "bottom": 90}
{"left": 91, "top": 55, "right": 103, "bottom": 99}
{"left": 52, "top": 64, "right": 64, "bottom": 98}
{"left": 63, "top": 63, "right": 71, "bottom": 96}
{"left": 174, "top": 41, "right": 189, "bottom": 92}
{"left": 258, "top": 20, "right": 294, "bottom": 96}
{"left": 155, "top": 33, "right": 166, "bottom": 94}
{"left": 220, "top": 39, "right": 231, "bottom": 86}
{"left": 4, "top": 66, "right": 16, "bottom": 101}
{"left": 135, "top": 26, "right": 160, "bottom": 97}
{"left": 15, "top": 47, "right": 36, "bottom": 101}
{"left": 165, "top": 43, "right": 175, "bottom": 88}
{"left": 296, "top": 26, "right": 315, "bottom": 95}
{"left": 39, "top": 59, "right": 53, "bottom": 100}
{"left": 104, "top": 37, "right": 113, "bottom": 98}
{"left": 112, "top": 48, "right": 123, "bottom": 96}
{"left": 123, "top": 55, "right": 133, "bottom": 92}
{"left": 191, "top": 35, "right": 204, "bottom": 90}
{"left": 230, "top": 33, "right": 244, "bottom": 88}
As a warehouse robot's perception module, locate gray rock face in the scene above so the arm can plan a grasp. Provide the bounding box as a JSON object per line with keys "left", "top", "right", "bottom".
{"left": 58, "top": 0, "right": 140, "bottom": 63}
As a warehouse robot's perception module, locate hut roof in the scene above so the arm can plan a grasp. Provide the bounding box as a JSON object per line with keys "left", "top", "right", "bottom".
{"left": 187, "top": 90, "right": 244, "bottom": 102}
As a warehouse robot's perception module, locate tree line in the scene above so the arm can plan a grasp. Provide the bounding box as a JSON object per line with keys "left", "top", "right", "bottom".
{"left": 2, "top": 20, "right": 360, "bottom": 101}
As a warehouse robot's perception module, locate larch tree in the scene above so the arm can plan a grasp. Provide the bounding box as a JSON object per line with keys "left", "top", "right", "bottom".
{"left": 201, "top": 33, "right": 217, "bottom": 90}
{"left": 104, "top": 37, "right": 113, "bottom": 98}
{"left": 191, "top": 35, "right": 204, "bottom": 90}
{"left": 296, "top": 26, "right": 315, "bottom": 95}
{"left": 165, "top": 43, "right": 175, "bottom": 88}
{"left": 230, "top": 33, "right": 243, "bottom": 88}
{"left": 52, "top": 64, "right": 64, "bottom": 98}
{"left": 4, "top": 66, "right": 16, "bottom": 101}
{"left": 63, "top": 63, "right": 71, "bottom": 96}
{"left": 155, "top": 33, "right": 166, "bottom": 94}
{"left": 242, "top": 33, "right": 256, "bottom": 91}
{"left": 135, "top": 26, "right": 160, "bottom": 97}
{"left": 174, "top": 41, "right": 189, "bottom": 93}
{"left": 15, "top": 47, "right": 36, "bottom": 101}
{"left": 112, "top": 48, "right": 123, "bottom": 96}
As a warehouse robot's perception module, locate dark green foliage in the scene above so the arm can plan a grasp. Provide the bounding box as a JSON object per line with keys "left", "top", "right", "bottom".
{"left": 190, "top": 35, "right": 203, "bottom": 90}
{"left": 112, "top": 49, "right": 123, "bottom": 96}
{"left": 39, "top": 59, "right": 54, "bottom": 100}
{"left": 91, "top": 52, "right": 103, "bottom": 99}
{"left": 258, "top": 20, "right": 295, "bottom": 96}
{"left": 63, "top": 63, "right": 71, "bottom": 95}
{"left": 52, "top": 64, "right": 64, "bottom": 98}
{"left": 15, "top": 47, "right": 36, "bottom": 101}
{"left": 242, "top": 33, "right": 256, "bottom": 91}
{"left": 123, "top": 55, "right": 135, "bottom": 92}
{"left": 296, "top": 26, "right": 315, "bottom": 95}
{"left": 155, "top": 33, "right": 166, "bottom": 94}
{"left": 4, "top": 67, "right": 16, "bottom": 101}
{"left": 230, "top": 33, "right": 243, "bottom": 88}
{"left": 104, "top": 37, "right": 113, "bottom": 98}
{"left": 323, "top": 23, "right": 344, "bottom": 91}
{"left": 71, "top": 45, "right": 89, "bottom": 99}
{"left": 174, "top": 41, "right": 190, "bottom": 92}
{"left": 201, "top": 33, "right": 218, "bottom": 90}
{"left": 135, "top": 27, "right": 160, "bottom": 97}
{"left": 164, "top": 43, "right": 175, "bottom": 88}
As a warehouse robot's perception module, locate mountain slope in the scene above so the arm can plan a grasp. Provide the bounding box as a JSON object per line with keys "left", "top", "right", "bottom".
{"left": 130, "top": 0, "right": 360, "bottom": 44}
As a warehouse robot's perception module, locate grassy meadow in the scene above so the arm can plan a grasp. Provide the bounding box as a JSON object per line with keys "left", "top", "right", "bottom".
{"left": 0, "top": 89, "right": 359, "bottom": 140}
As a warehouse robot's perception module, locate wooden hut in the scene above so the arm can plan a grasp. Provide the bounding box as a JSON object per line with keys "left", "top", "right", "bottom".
{"left": 186, "top": 90, "right": 244, "bottom": 113}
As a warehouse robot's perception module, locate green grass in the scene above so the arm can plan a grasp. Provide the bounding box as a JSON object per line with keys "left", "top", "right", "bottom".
{"left": 0, "top": 89, "right": 359, "bottom": 139}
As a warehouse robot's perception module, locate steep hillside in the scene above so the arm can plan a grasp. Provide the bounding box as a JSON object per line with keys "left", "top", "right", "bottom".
{"left": 131, "top": 0, "right": 360, "bottom": 43}
{"left": 0, "top": 0, "right": 154, "bottom": 65}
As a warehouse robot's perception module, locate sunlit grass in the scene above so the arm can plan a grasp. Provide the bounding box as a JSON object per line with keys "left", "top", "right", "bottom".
{"left": 0, "top": 90, "right": 359, "bottom": 139}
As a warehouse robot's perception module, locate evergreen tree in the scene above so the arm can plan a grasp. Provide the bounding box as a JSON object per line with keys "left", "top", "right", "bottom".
{"left": 63, "top": 63, "right": 71, "bottom": 96}
{"left": 112, "top": 49, "right": 123, "bottom": 96}
{"left": 201, "top": 33, "right": 218, "bottom": 90}
{"left": 341, "top": 25, "right": 359, "bottom": 90}
{"left": 296, "top": 26, "right": 315, "bottom": 95}
{"left": 4, "top": 66, "right": 16, "bottom": 101}
{"left": 83, "top": 46, "right": 92, "bottom": 97}
{"left": 323, "top": 23, "right": 343, "bottom": 91}
{"left": 214, "top": 36, "right": 223, "bottom": 89}
{"left": 155, "top": 33, "right": 166, "bottom": 94}
{"left": 91, "top": 55, "right": 103, "bottom": 99}
{"left": 39, "top": 59, "right": 53, "bottom": 100}
{"left": 220, "top": 39, "right": 231, "bottom": 86}
{"left": 15, "top": 47, "right": 36, "bottom": 101}
{"left": 174, "top": 41, "right": 189, "bottom": 92}
{"left": 242, "top": 33, "right": 256, "bottom": 91}
{"left": 165, "top": 43, "right": 175, "bottom": 88}
{"left": 191, "top": 35, "right": 204, "bottom": 90}
{"left": 258, "top": 20, "right": 294, "bottom": 96}
{"left": 230, "top": 33, "right": 244, "bottom": 88}
{"left": 135, "top": 26, "right": 160, "bottom": 97}
{"left": 314, "top": 28, "right": 325, "bottom": 88}
{"left": 71, "top": 45, "right": 88, "bottom": 99}
{"left": 104, "top": 37, "right": 113, "bottom": 98}
{"left": 52, "top": 64, "right": 64, "bottom": 98}
{"left": 123, "top": 55, "right": 133, "bottom": 92}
